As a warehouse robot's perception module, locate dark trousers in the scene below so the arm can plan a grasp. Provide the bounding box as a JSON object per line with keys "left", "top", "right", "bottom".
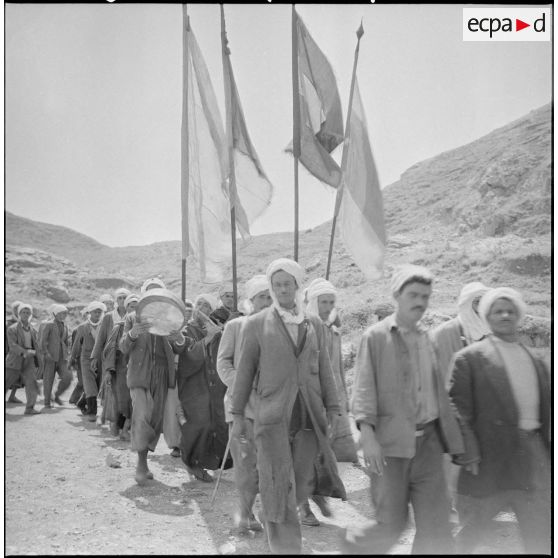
{"left": 343, "top": 422, "right": 453, "bottom": 555}
{"left": 456, "top": 430, "right": 551, "bottom": 554}
{"left": 264, "top": 428, "right": 318, "bottom": 555}
{"left": 42, "top": 359, "right": 72, "bottom": 404}
{"left": 5, "top": 358, "right": 39, "bottom": 409}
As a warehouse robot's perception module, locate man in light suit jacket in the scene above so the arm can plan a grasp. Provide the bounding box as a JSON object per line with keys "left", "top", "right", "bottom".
{"left": 343, "top": 265, "right": 464, "bottom": 555}
{"left": 449, "top": 287, "right": 550, "bottom": 554}
{"left": 5, "top": 304, "right": 40, "bottom": 415}
{"left": 40, "top": 304, "right": 73, "bottom": 408}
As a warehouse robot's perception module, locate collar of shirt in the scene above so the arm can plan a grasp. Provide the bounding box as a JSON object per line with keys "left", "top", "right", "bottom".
{"left": 386, "top": 313, "right": 426, "bottom": 334}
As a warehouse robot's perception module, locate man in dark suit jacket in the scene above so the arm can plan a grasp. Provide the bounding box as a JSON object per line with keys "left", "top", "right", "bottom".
{"left": 449, "top": 287, "right": 550, "bottom": 554}
{"left": 40, "top": 304, "right": 73, "bottom": 409}
{"left": 5, "top": 304, "right": 40, "bottom": 415}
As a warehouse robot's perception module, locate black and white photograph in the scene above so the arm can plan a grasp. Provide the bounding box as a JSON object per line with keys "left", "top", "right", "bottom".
{"left": 4, "top": 2, "right": 552, "bottom": 555}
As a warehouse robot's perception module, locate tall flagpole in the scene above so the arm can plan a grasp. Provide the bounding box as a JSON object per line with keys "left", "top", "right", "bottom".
{"left": 325, "top": 21, "right": 364, "bottom": 280}
{"left": 292, "top": 5, "right": 301, "bottom": 262}
{"left": 180, "top": 4, "right": 190, "bottom": 301}
{"left": 220, "top": 5, "right": 239, "bottom": 312}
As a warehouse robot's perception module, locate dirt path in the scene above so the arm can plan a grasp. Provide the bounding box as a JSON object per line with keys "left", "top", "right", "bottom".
{"left": 5, "top": 387, "right": 523, "bottom": 555}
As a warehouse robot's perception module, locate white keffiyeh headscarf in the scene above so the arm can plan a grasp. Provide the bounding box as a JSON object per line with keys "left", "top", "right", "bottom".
{"left": 456, "top": 282, "right": 491, "bottom": 344}
{"left": 266, "top": 258, "right": 305, "bottom": 325}
{"left": 241, "top": 275, "right": 269, "bottom": 316}
{"left": 304, "top": 278, "right": 338, "bottom": 325}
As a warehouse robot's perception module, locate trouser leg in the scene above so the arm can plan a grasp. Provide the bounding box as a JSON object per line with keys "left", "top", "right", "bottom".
{"left": 265, "top": 503, "right": 302, "bottom": 554}
{"left": 54, "top": 360, "right": 72, "bottom": 397}
{"left": 291, "top": 429, "right": 319, "bottom": 506}
{"left": 455, "top": 493, "right": 504, "bottom": 553}
{"left": 409, "top": 424, "right": 454, "bottom": 554}
{"left": 42, "top": 360, "right": 56, "bottom": 404}
{"left": 22, "top": 359, "right": 39, "bottom": 409}
{"left": 341, "top": 457, "right": 410, "bottom": 554}
{"left": 510, "top": 432, "right": 551, "bottom": 554}
{"left": 81, "top": 360, "right": 98, "bottom": 398}
{"left": 229, "top": 419, "right": 259, "bottom": 518}
{"left": 130, "top": 387, "right": 158, "bottom": 452}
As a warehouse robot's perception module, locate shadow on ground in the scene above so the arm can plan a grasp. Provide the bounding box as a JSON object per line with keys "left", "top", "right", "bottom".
{"left": 120, "top": 480, "right": 195, "bottom": 517}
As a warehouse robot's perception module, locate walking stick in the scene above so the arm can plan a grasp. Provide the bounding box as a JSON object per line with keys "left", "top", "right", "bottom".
{"left": 210, "top": 432, "right": 232, "bottom": 506}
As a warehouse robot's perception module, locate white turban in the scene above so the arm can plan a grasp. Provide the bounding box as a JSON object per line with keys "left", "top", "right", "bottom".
{"left": 195, "top": 293, "right": 219, "bottom": 312}
{"left": 99, "top": 294, "right": 114, "bottom": 304}
{"left": 51, "top": 304, "right": 68, "bottom": 316}
{"left": 115, "top": 288, "right": 131, "bottom": 298}
{"left": 219, "top": 282, "right": 234, "bottom": 296}
{"left": 457, "top": 282, "right": 491, "bottom": 343}
{"left": 390, "top": 264, "right": 434, "bottom": 295}
{"left": 141, "top": 278, "right": 165, "bottom": 294}
{"left": 11, "top": 300, "right": 23, "bottom": 318}
{"left": 266, "top": 258, "right": 305, "bottom": 324}
{"left": 305, "top": 278, "right": 337, "bottom": 323}
{"left": 124, "top": 294, "right": 139, "bottom": 308}
{"left": 86, "top": 301, "right": 107, "bottom": 313}
{"left": 17, "top": 303, "right": 32, "bottom": 316}
{"left": 478, "top": 287, "right": 527, "bottom": 330}
{"left": 241, "top": 275, "right": 269, "bottom": 315}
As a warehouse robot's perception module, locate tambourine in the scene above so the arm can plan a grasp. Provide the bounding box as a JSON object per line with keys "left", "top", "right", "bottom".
{"left": 136, "top": 288, "right": 186, "bottom": 336}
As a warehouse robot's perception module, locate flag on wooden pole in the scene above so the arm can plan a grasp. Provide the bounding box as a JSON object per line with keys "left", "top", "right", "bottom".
{"left": 288, "top": 9, "right": 344, "bottom": 188}
{"left": 339, "top": 78, "right": 386, "bottom": 280}
{"left": 221, "top": 20, "right": 273, "bottom": 240}
{"left": 183, "top": 24, "right": 230, "bottom": 283}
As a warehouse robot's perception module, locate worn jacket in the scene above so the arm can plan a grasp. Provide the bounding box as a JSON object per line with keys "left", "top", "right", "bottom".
{"left": 5, "top": 322, "right": 38, "bottom": 370}
{"left": 119, "top": 312, "right": 180, "bottom": 390}
{"left": 70, "top": 322, "right": 99, "bottom": 368}
{"left": 351, "top": 313, "right": 464, "bottom": 459}
{"left": 40, "top": 320, "right": 71, "bottom": 363}
{"left": 449, "top": 336, "right": 550, "bottom": 497}
{"left": 231, "top": 307, "right": 344, "bottom": 522}
{"left": 216, "top": 316, "right": 257, "bottom": 422}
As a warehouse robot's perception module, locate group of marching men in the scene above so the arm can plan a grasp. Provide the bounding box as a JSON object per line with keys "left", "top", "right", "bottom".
{"left": 5, "top": 257, "right": 550, "bottom": 555}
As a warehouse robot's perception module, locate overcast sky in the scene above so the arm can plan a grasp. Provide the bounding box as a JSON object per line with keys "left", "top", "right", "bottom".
{"left": 5, "top": 3, "right": 552, "bottom": 247}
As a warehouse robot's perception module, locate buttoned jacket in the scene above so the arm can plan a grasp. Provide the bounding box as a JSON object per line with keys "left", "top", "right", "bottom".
{"left": 449, "top": 336, "right": 550, "bottom": 496}
{"left": 40, "top": 320, "right": 71, "bottom": 363}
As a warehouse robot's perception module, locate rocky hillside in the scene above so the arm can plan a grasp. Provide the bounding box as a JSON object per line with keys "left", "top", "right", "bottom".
{"left": 5, "top": 104, "right": 551, "bottom": 355}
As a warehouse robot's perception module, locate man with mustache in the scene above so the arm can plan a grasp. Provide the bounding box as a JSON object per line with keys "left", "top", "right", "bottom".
{"left": 343, "top": 264, "right": 464, "bottom": 554}
{"left": 449, "top": 287, "right": 550, "bottom": 554}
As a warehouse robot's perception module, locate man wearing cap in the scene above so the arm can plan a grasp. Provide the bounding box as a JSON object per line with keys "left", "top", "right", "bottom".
{"left": 70, "top": 301, "right": 106, "bottom": 422}
{"left": 102, "top": 293, "right": 139, "bottom": 440}
{"left": 40, "top": 304, "right": 73, "bottom": 409}
{"left": 216, "top": 275, "right": 272, "bottom": 532}
{"left": 342, "top": 264, "right": 464, "bottom": 555}
{"left": 449, "top": 287, "right": 550, "bottom": 554}
{"left": 5, "top": 303, "right": 41, "bottom": 415}
{"left": 177, "top": 293, "right": 229, "bottom": 482}
{"left": 230, "top": 258, "right": 345, "bottom": 554}
{"left": 120, "top": 279, "right": 186, "bottom": 484}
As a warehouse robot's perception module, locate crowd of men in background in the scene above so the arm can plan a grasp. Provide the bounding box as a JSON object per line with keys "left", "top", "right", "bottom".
{"left": 5, "top": 259, "right": 550, "bottom": 555}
